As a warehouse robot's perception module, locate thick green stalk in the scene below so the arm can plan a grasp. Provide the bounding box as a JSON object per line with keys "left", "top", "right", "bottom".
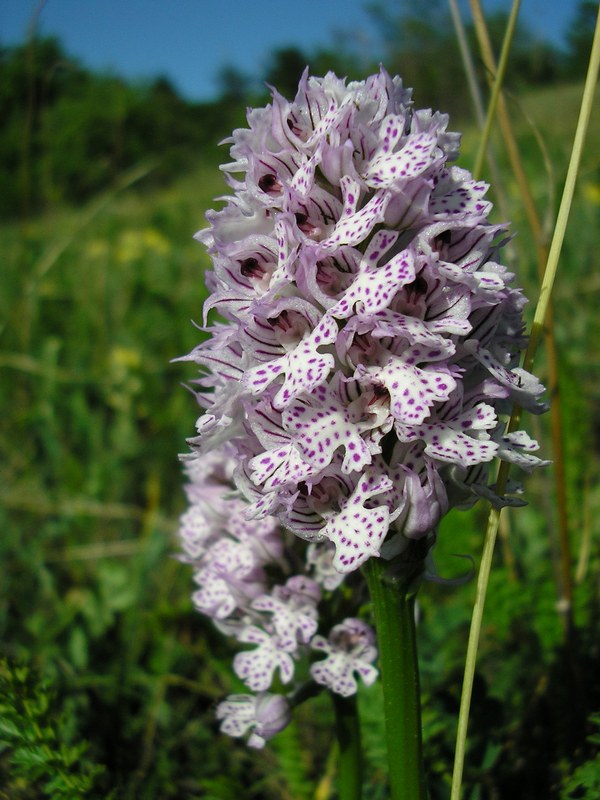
{"left": 365, "top": 555, "right": 427, "bottom": 800}
{"left": 332, "top": 693, "right": 362, "bottom": 800}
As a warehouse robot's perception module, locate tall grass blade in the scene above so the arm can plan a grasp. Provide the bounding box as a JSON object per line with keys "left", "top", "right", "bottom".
{"left": 471, "top": 0, "right": 521, "bottom": 181}
{"left": 448, "top": 0, "right": 487, "bottom": 127}
{"left": 523, "top": 14, "right": 600, "bottom": 366}
{"left": 575, "top": 474, "right": 592, "bottom": 585}
{"left": 447, "top": 0, "right": 514, "bottom": 251}
{"left": 469, "top": 0, "right": 543, "bottom": 244}
{"left": 450, "top": 6, "right": 600, "bottom": 797}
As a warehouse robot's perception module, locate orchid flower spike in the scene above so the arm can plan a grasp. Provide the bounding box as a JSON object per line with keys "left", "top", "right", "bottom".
{"left": 177, "top": 67, "right": 547, "bottom": 746}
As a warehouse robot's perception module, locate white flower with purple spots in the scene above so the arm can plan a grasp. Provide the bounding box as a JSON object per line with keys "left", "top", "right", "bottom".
{"left": 191, "top": 538, "right": 265, "bottom": 619}
{"left": 176, "top": 67, "right": 547, "bottom": 748}
{"left": 216, "top": 693, "right": 292, "bottom": 748}
{"left": 233, "top": 625, "right": 297, "bottom": 692}
{"left": 186, "top": 64, "right": 547, "bottom": 560}
{"left": 310, "top": 618, "right": 379, "bottom": 697}
{"left": 251, "top": 576, "right": 321, "bottom": 645}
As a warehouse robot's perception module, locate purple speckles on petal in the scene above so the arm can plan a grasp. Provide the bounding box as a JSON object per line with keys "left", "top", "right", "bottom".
{"left": 323, "top": 470, "right": 392, "bottom": 572}
{"left": 363, "top": 132, "right": 438, "bottom": 188}
{"left": 244, "top": 314, "right": 338, "bottom": 408}
{"left": 281, "top": 378, "right": 379, "bottom": 476}
{"left": 310, "top": 618, "right": 378, "bottom": 696}
{"left": 321, "top": 190, "right": 391, "bottom": 251}
{"left": 358, "top": 351, "right": 456, "bottom": 426}
{"left": 330, "top": 234, "right": 415, "bottom": 320}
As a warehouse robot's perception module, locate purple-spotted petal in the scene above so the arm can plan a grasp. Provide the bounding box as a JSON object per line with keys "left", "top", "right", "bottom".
{"left": 282, "top": 382, "right": 378, "bottom": 475}
{"left": 233, "top": 627, "right": 297, "bottom": 691}
{"left": 330, "top": 234, "right": 415, "bottom": 319}
{"left": 357, "top": 348, "right": 457, "bottom": 426}
{"left": 320, "top": 191, "right": 391, "bottom": 251}
{"left": 244, "top": 314, "right": 338, "bottom": 408}
{"left": 309, "top": 618, "right": 378, "bottom": 695}
{"left": 497, "top": 430, "right": 551, "bottom": 473}
{"left": 363, "top": 131, "right": 439, "bottom": 188}
{"left": 323, "top": 470, "right": 393, "bottom": 572}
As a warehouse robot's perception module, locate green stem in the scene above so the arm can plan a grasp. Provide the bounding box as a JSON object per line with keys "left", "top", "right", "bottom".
{"left": 451, "top": 7, "right": 600, "bottom": 797}
{"left": 472, "top": 0, "right": 521, "bottom": 180}
{"left": 365, "top": 554, "right": 427, "bottom": 800}
{"left": 332, "top": 692, "right": 362, "bottom": 800}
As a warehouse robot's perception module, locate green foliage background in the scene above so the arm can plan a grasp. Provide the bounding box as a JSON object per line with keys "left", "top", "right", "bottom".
{"left": 1, "top": 4, "right": 599, "bottom": 798}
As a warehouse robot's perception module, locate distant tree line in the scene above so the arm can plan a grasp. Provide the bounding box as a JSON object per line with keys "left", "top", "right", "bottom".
{"left": 0, "top": 0, "right": 594, "bottom": 219}
{"left": 0, "top": 37, "right": 254, "bottom": 218}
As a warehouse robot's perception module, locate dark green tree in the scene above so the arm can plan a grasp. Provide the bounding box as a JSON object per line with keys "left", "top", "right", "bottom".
{"left": 0, "top": 36, "right": 87, "bottom": 215}
{"left": 216, "top": 64, "right": 252, "bottom": 103}
{"left": 564, "top": 0, "right": 597, "bottom": 78}
{"left": 263, "top": 46, "right": 310, "bottom": 98}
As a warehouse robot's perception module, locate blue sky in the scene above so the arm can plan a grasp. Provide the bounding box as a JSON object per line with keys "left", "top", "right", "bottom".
{"left": 1, "top": 0, "right": 578, "bottom": 102}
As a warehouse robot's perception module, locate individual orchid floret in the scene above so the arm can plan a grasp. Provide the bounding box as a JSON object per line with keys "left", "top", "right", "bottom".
{"left": 216, "top": 693, "right": 292, "bottom": 749}
{"left": 251, "top": 576, "right": 321, "bottom": 645}
{"left": 306, "top": 543, "right": 346, "bottom": 590}
{"left": 233, "top": 625, "right": 298, "bottom": 691}
{"left": 322, "top": 468, "right": 397, "bottom": 571}
{"left": 310, "top": 618, "right": 378, "bottom": 697}
{"left": 191, "top": 538, "right": 266, "bottom": 619}
{"left": 243, "top": 312, "right": 339, "bottom": 409}
{"left": 178, "top": 503, "right": 219, "bottom": 562}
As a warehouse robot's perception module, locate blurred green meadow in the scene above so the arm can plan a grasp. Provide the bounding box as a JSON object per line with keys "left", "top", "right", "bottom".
{"left": 1, "top": 20, "right": 600, "bottom": 800}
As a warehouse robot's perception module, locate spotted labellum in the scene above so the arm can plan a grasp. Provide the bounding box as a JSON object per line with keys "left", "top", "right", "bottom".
{"left": 178, "top": 68, "right": 547, "bottom": 747}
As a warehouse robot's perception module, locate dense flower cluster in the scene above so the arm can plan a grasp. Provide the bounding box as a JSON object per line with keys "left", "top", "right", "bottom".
{"left": 179, "top": 449, "right": 376, "bottom": 746}
{"left": 178, "top": 68, "right": 547, "bottom": 746}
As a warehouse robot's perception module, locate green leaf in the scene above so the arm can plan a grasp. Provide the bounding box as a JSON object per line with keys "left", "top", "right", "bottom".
{"left": 0, "top": 718, "right": 21, "bottom": 740}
